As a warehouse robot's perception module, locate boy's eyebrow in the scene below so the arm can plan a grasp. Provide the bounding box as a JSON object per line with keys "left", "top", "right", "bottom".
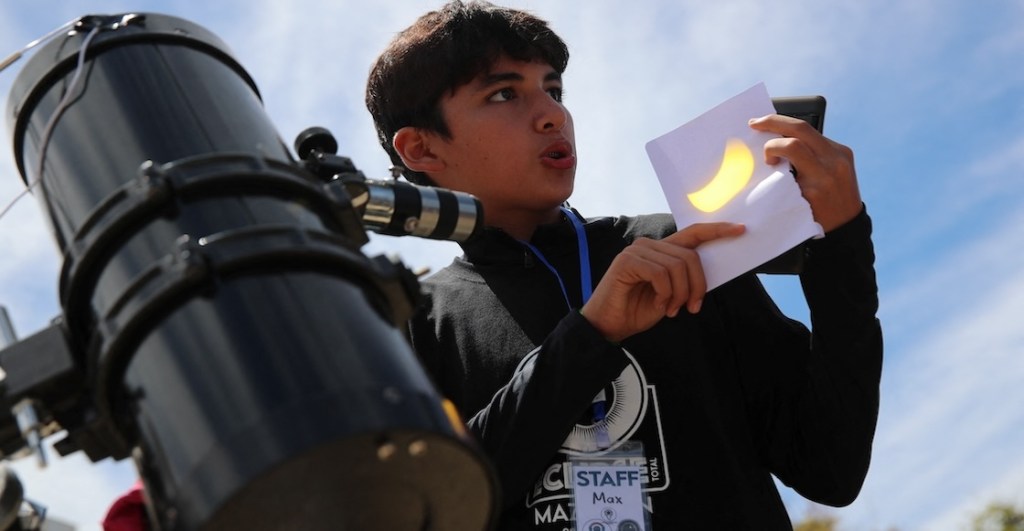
{"left": 475, "top": 70, "right": 562, "bottom": 89}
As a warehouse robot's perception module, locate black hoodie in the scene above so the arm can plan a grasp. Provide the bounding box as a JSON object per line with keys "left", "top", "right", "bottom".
{"left": 409, "top": 208, "right": 882, "bottom": 530}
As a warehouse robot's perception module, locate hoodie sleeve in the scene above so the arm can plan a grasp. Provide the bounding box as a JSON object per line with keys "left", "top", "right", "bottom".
{"left": 467, "top": 311, "right": 628, "bottom": 508}
{"left": 409, "top": 288, "right": 629, "bottom": 510}
{"left": 719, "top": 207, "right": 882, "bottom": 506}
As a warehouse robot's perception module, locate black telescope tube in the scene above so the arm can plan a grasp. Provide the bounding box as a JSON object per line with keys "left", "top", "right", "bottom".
{"left": 7, "top": 14, "right": 495, "bottom": 531}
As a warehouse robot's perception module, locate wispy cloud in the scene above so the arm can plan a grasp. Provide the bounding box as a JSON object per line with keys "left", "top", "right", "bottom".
{"left": 849, "top": 203, "right": 1024, "bottom": 528}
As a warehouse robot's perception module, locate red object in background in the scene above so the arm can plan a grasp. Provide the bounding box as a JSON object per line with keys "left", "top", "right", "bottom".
{"left": 101, "top": 481, "right": 148, "bottom": 531}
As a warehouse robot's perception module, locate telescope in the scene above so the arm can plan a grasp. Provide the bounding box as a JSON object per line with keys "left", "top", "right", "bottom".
{"left": 0, "top": 13, "right": 496, "bottom": 530}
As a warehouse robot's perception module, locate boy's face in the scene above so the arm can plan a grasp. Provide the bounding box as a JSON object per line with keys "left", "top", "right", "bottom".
{"left": 427, "top": 56, "right": 576, "bottom": 233}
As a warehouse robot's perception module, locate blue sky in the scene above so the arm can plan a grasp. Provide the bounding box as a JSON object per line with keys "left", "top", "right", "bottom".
{"left": 0, "top": 1, "right": 1022, "bottom": 529}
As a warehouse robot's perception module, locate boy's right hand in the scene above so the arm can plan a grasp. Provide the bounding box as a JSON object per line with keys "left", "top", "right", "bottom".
{"left": 580, "top": 222, "right": 745, "bottom": 343}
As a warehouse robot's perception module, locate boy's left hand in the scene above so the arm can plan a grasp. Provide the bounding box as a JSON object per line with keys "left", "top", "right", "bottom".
{"left": 748, "top": 114, "right": 862, "bottom": 233}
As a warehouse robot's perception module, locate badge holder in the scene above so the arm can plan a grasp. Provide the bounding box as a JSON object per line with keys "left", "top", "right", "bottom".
{"left": 568, "top": 440, "right": 652, "bottom": 531}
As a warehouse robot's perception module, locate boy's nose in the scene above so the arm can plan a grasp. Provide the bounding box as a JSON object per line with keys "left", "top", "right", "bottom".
{"left": 534, "top": 97, "right": 568, "bottom": 132}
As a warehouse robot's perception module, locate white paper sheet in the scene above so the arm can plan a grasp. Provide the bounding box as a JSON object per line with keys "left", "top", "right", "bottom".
{"left": 645, "top": 82, "right": 823, "bottom": 290}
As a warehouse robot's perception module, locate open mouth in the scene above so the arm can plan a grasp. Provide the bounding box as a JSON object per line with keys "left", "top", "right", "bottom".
{"left": 540, "top": 140, "right": 575, "bottom": 169}
{"left": 543, "top": 140, "right": 573, "bottom": 160}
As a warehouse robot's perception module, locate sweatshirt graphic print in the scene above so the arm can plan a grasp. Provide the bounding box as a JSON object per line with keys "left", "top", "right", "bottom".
{"left": 519, "top": 348, "right": 669, "bottom": 529}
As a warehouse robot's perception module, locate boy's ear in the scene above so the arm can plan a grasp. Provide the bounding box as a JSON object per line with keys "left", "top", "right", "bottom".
{"left": 392, "top": 127, "right": 445, "bottom": 173}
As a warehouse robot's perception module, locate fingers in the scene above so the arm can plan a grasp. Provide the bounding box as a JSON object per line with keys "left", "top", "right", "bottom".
{"left": 748, "top": 114, "right": 861, "bottom": 232}
{"left": 667, "top": 222, "right": 744, "bottom": 312}
{"left": 748, "top": 113, "right": 854, "bottom": 175}
{"left": 664, "top": 222, "right": 746, "bottom": 248}
{"left": 625, "top": 238, "right": 706, "bottom": 316}
{"left": 627, "top": 223, "right": 745, "bottom": 315}
{"left": 583, "top": 222, "right": 745, "bottom": 342}
{"left": 749, "top": 115, "right": 824, "bottom": 165}
{"left": 749, "top": 114, "right": 829, "bottom": 151}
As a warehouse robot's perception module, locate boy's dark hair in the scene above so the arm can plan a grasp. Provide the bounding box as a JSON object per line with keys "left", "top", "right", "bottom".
{"left": 365, "top": 0, "right": 569, "bottom": 185}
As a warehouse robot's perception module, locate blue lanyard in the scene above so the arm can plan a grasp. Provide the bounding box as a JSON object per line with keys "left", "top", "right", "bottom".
{"left": 519, "top": 207, "right": 593, "bottom": 309}
{"left": 519, "top": 208, "right": 610, "bottom": 448}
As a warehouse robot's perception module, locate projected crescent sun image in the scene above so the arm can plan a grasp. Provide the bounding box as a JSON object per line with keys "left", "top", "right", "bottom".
{"left": 687, "top": 138, "right": 755, "bottom": 213}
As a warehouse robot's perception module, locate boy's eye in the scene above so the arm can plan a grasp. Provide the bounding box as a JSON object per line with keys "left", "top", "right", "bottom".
{"left": 487, "top": 86, "right": 563, "bottom": 103}
{"left": 489, "top": 88, "right": 515, "bottom": 102}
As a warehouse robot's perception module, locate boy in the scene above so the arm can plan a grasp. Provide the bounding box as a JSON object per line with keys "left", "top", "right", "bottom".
{"left": 366, "top": 1, "right": 881, "bottom": 529}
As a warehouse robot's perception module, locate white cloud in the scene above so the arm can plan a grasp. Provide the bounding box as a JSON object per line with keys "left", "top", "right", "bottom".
{"left": 926, "top": 134, "right": 1024, "bottom": 238}
{"left": 923, "top": 457, "right": 1024, "bottom": 530}
{"left": 844, "top": 206, "right": 1024, "bottom": 529}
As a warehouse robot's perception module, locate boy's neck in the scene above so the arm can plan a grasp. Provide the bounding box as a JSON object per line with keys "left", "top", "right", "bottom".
{"left": 490, "top": 206, "right": 564, "bottom": 241}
